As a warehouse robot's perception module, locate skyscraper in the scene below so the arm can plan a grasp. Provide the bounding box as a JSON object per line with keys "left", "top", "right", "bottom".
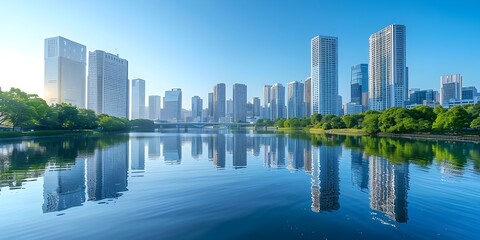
{"left": 369, "top": 24, "right": 407, "bottom": 111}
{"left": 304, "top": 77, "right": 312, "bottom": 117}
{"left": 162, "top": 88, "right": 182, "bottom": 121}
{"left": 148, "top": 95, "right": 161, "bottom": 120}
{"left": 271, "top": 83, "right": 285, "bottom": 119}
{"left": 287, "top": 81, "right": 304, "bottom": 118}
{"left": 131, "top": 79, "right": 145, "bottom": 119}
{"left": 311, "top": 35, "right": 338, "bottom": 115}
{"left": 351, "top": 64, "right": 368, "bottom": 107}
{"left": 440, "top": 74, "right": 462, "bottom": 106}
{"left": 226, "top": 99, "right": 233, "bottom": 117}
{"left": 87, "top": 50, "right": 129, "bottom": 118}
{"left": 44, "top": 36, "right": 86, "bottom": 108}
{"left": 263, "top": 85, "right": 272, "bottom": 119}
{"left": 213, "top": 83, "right": 226, "bottom": 122}
{"left": 233, "top": 83, "right": 247, "bottom": 122}
{"left": 252, "top": 97, "right": 261, "bottom": 117}
{"left": 208, "top": 92, "right": 214, "bottom": 119}
{"left": 191, "top": 96, "right": 203, "bottom": 120}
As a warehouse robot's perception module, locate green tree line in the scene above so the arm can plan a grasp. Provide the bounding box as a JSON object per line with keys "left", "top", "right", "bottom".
{"left": 257, "top": 103, "right": 480, "bottom": 135}
{"left": 0, "top": 87, "right": 152, "bottom": 132}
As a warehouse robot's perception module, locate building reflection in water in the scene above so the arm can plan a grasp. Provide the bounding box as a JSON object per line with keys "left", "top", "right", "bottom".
{"left": 206, "top": 135, "right": 214, "bottom": 160}
{"left": 87, "top": 142, "right": 129, "bottom": 201}
{"left": 351, "top": 150, "right": 369, "bottom": 190}
{"left": 369, "top": 155, "right": 409, "bottom": 223}
{"left": 288, "top": 138, "right": 305, "bottom": 170}
{"left": 130, "top": 138, "right": 146, "bottom": 171}
{"left": 148, "top": 137, "right": 161, "bottom": 160}
{"left": 213, "top": 134, "right": 226, "bottom": 168}
{"left": 233, "top": 134, "right": 247, "bottom": 169}
{"left": 311, "top": 145, "right": 341, "bottom": 212}
{"left": 42, "top": 158, "right": 86, "bottom": 213}
{"left": 191, "top": 135, "right": 203, "bottom": 159}
{"left": 249, "top": 135, "right": 261, "bottom": 157}
{"left": 264, "top": 135, "right": 286, "bottom": 168}
{"left": 163, "top": 135, "right": 181, "bottom": 164}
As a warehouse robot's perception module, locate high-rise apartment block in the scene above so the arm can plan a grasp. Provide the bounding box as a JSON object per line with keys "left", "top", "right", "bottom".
{"left": 270, "top": 83, "right": 285, "bottom": 119}
{"left": 287, "top": 81, "right": 304, "bottom": 118}
{"left": 87, "top": 50, "right": 129, "bottom": 118}
{"left": 304, "top": 77, "right": 312, "bottom": 117}
{"left": 233, "top": 83, "right": 247, "bottom": 122}
{"left": 440, "top": 74, "right": 462, "bottom": 106}
{"left": 148, "top": 95, "right": 161, "bottom": 120}
{"left": 162, "top": 88, "right": 182, "bottom": 121}
{"left": 252, "top": 97, "right": 261, "bottom": 117}
{"left": 44, "top": 36, "right": 86, "bottom": 108}
{"left": 131, "top": 79, "right": 145, "bottom": 119}
{"left": 368, "top": 24, "right": 407, "bottom": 111}
{"left": 311, "top": 35, "right": 338, "bottom": 115}
{"left": 213, "top": 83, "right": 226, "bottom": 122}
{"left": 191, "top": 96, "right": 203, "bottom": 120}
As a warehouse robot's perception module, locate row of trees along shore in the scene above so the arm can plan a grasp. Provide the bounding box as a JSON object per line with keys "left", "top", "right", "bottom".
{"left": 0, "top": 88, "right": 153, "bottom": 132}
{"left": 257, "top": 103, "right": 480, "bottom": 135}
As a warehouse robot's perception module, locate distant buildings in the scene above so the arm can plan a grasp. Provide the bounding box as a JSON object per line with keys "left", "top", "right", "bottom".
{"left": 162, "top": 88, "right": 182, "bottom": 121}
{"left": 207, "top": 92, "right": 214, "bottom": 120}
{"left": 440, "top": 74, "right": 462, "bottom": 107}
{"left": 270, "top": 83, "right": 286, "bottom": 119}
{"left": 44, "top": 36, "right": 86, "bottom": 108}
{"left": 252, "top": 97, "right": 261, "bottom": 118}
{"left": 351, "top": 64, "right": 369, "bottom": 109}
{"left": 304, "top": 77, "right": 312, "bottom": 117}
{"left": 287, "top": 81, "right": 304, "bottom": 118}
{"left": 191, "top": 96, "right": 203, "bottom": 120}
{"left": 131, "top": 79, "right": 145, "bottom": 119}
{"left": 233, "top": 83, "right": 247, "bottom": 122}
{"left": 409, "top": 89, "right": 436, "bottom": 105}
{"left": 462, "top": 86, "right": 477, "bottom": 100}
{"left": 311, "top": 35, "right": 338, "bottom": 115}
{"left": 213, "top": 83, "right": 226, "bottom": 122}
{"left": 87, "top": 50, "right": 129, "bottom": 118}
{"left": 148, "top": 95, "right": 161, "bottom": 120}
{"left": 263, "top": 85, "right": 272, "bottom": 119}
{"left": 369, "top": 24, "right": 407, "bottom": 111}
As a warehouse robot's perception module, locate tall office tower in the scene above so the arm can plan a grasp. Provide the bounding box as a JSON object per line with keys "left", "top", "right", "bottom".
{"left": 162, "top": 88, "right": 182, "bottom": 121}
{"left": 369, "top": 155, "right": 409, "bottom": 223}
{"left": 271, "top": 83, "right": 285, "bottom": 119}
{"left": 369, "top": 24, "right": 407, "bottom": 111}
{"left": 287, "top": 81, "right": 304, "bottom": 118}
{"left": 263, "top": 85, "right": 272, "bottom": 119}
{"left": 252, "top": 97, "right": 261, "bottom": 117}
{"left": 213, "top": 83, "right": 226, "bottom": 122}
{"left": 462, "top": 86, "right": 478, "bottom": 100}
{"left": 226, "top": 99, "right": 233, "bottom": 117}
{"left": 304, "top": 77, "right": 312, "bottom": 117}
{"left": 191, "top": 96, "right": 203, "bottom": 120}
{"left": 148, "top": 95, "right": 161, "bottom": 120}
{"left": 44, "top": 36, "right": 86, "bottom": 108}
{"left": 311, "top": 35, "right": 338, "bottom": 115}
{"left": 440, "top": 74, "right": 462, "bottom": 106}
{"left": 87, "top": 50, "right": 129, "bottom": 118}
{"left": 208, "top": 92, "right": 214, "bottom": 119}
{"left": 233, "top": 83, "right": 247, "bottom": 122}
{"left": 131, "top": 79, "right": 145, "bottom": 119}
{"left": 351, "top": 64, "right": 368, "bottom": 106}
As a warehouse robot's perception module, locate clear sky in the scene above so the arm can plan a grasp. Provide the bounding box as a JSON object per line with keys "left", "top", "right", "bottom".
{"left": 0, "top": 0, "right": 479, "bottom": 109}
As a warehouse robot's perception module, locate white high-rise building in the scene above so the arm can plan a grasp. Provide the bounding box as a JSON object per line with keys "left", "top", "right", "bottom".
{"left": 271, "top": 83, "right": 285, "bottom": 119}
{"left": 440, "top": 74, "right": 462, "bottom": 107}
{"left": 162, "top": 88, "right": 182, "bottom": 121}
{"left": 131, "top": 79, "right": 145, "bottom": 119}
{"left": 148, "top": 95, "right": 161, "bottom": 120}
{"left": 311, "top": 36, "right": 338, "bottom": 115}
{"left": 44, "top": 36, "right": 86, "bottom": 108}
{"left": 191, "top": 96, "right": 203, "bottom": 120}
{"left": 233, "top": 83, "right": 247, "bottom": 122}
{"left": 369, "top": 24, "right": 407, "bottom": 111}
{"left": 287, "top": 81, "right": 304, "bottom": 118}
{"left": 87, "top": 50, "right": 129, "bottom": 118}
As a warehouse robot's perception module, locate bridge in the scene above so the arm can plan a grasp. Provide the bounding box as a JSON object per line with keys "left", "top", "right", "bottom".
{"left": 153, "top": 121, "right": 256, "bottom": 129}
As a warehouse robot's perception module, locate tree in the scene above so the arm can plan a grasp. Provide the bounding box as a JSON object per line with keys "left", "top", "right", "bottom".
{"left": 130, "top": 119, "right": 155, "bottom": 130}
{"left": 77, "top": 108, "right": 98, "bottom": 129}
{"left": 363, "top": 113, "right": 380, "bottom": 134}
{"left": 310, "top": 113, "right": 322, "bottom": 125}
{"left": 471, "top": 116, "right": 480, "bottom": 135}
{"left": 0, "top": 88, "right": 36, "bottom": 130}
{"left": 342, "top": 114, "right": 357, "bottom": 128}
{"left": 55, "top": 103, "right": 79, "bottom": 130}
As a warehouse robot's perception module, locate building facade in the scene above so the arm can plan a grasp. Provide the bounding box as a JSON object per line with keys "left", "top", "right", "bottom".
{"left": 311, "top": 36, "right": 338, "bottom": 115}
{"left": 213, "top": 83, "right": 226, "bottom": 122}
{"left": 270, "top": 83, "right": 285, "bottom": 119}
{"left": 304, "top": 77, "right": 312, "bottom": 117}
{"left": 191, "top": 96, "right": 203, "bottom": 120}
{"left": 252, "top": 97, "right": 261, "bottom": 117}
{"left": 462, "top": 86, "right": 477, "bottom": 100}
{"left": 368, "top": 24, "right": 407, "bottom": 111}
{"left": 148, "top": 95, "right": 161, "bottom": 120}
{"left": 162, "top": 88, "right": 182, "bottom": 121}
{"left": 87, "top": 50, "right": 129, "bottom": 118}
{"left": 440, "top": 74, "right": 462, "bottom": 106}
{"left": 233, "top": 83, "right": 247, "bottom": 122}
{"left": 44, "top": 36, "right": 86, "bottom": 108}
{"left": 351, "top": 64, "right": 368, "bottom": 108}
{"left": 131, "top": 79, "right": 145, "bottom": 119}
{"left": 287, "top": 81, "right": 304, "bottom": 118}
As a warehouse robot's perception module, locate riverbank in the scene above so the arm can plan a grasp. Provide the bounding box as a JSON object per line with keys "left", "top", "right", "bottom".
{"left": 0, "top": 130, "right": 97, "bottom": 141}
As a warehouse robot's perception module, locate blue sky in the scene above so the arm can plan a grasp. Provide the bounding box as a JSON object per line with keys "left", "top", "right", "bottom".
{"left": 0, "top": 0, "right": 479, "bottom": 109}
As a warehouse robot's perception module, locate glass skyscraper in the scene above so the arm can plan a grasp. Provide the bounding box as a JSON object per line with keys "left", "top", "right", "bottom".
{"left": 351, "top": 64, "right": 368, "bottom": 107}
{"left": 131, "top": 78, "right": 145, "bottom": 119}
{"left": 311, "top": 36, "right": 338, "bottom": 115}
{"left": 369, "top": 24, "right": 407, "bottom": 111}
{"left": 233, "top": 83, "right": 247, "bottom": 122}
{"left": 287, "top": 81, "right": 304, "bottom": 118}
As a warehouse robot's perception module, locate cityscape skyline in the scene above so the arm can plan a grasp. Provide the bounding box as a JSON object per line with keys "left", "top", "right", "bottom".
{"left": 1, "top": 1, "right": 479, "bottom": 107}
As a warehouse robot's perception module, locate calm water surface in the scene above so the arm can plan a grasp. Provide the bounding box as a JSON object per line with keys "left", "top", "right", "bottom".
{"left": 1, "top": 130, "right": 479, "bottom": 239}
